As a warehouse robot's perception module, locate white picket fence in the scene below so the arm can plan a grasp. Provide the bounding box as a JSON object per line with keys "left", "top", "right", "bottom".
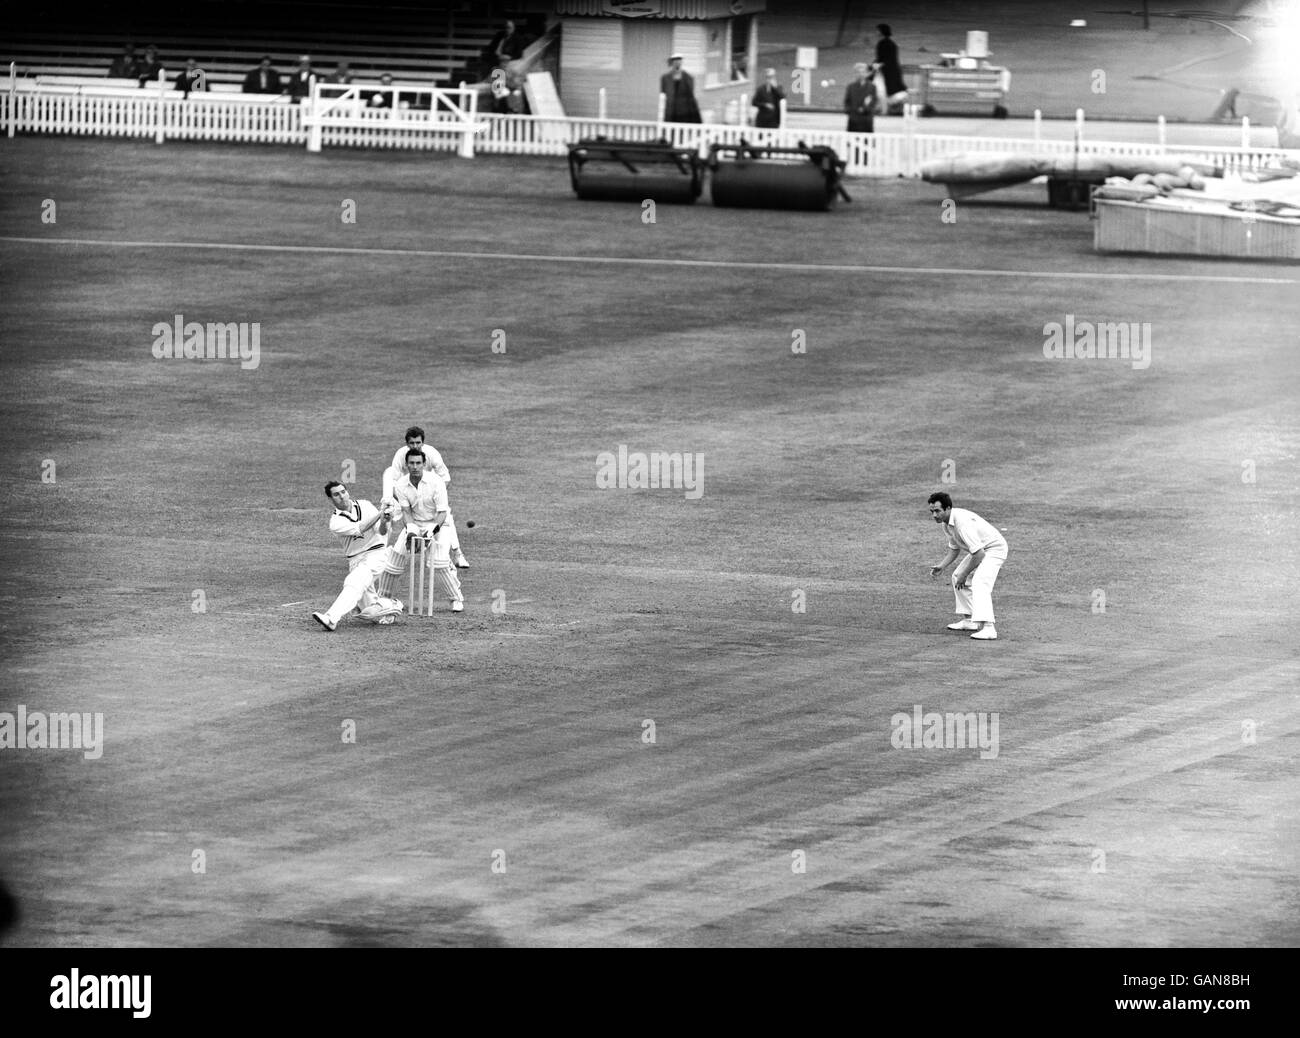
{"left": 4, "top": 74, "right": 1296, "bottom": 178}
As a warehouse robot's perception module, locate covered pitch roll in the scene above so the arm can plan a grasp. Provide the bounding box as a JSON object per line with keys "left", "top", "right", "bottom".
{"left": 708, "top": 142, "right": 850, "bottom": 211}
{"left": 567, "top": 137, "right": 704, "bottom": 204}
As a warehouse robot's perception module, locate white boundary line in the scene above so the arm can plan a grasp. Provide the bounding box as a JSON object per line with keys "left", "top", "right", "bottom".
{"left": 0, "top": 236, "right": 1295, "bottom": 285}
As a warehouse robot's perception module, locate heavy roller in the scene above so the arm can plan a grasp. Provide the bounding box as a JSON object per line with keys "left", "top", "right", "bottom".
{"left": 567, "top": 137, "right": 704, "bottom": 204}
{"left": 708, "top": 142, "right": 850, "bottom": 211}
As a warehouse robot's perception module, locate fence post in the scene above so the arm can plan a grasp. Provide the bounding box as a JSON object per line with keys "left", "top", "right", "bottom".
{"left": 459, "top": 83, "right": 476, "bottom": 158}
{"left": 1033, "top": 108, "right": 1041, "bottom": 146}
{"left": 7, "top": 62, "right": 15, "bottom": 138}
{"left": 155, "top": 68, "right": 165, "bottom": 143}
{"left": 598, "top": 87, "right": 606, "bottom": 120}
{"left": 1240, "top": 116, "right": 1250, "bottom": 148}
{"left": 1157, "top": 114, "right": 1166, "bottom": 151}
{"left": 1074, "top": 107, "right": 1084, "bottom": 147}
{"left": 306, "top": 76, "right": 322, "bottom": 151}
{"left": 904, "top": 102, "right": 916, "bottom": 176}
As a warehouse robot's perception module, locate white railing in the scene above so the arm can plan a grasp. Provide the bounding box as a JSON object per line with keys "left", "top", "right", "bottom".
{"left": 5, "top": 70, "right": 1297, "bottom": 177}
{"left": 303, "top": 80, "right": 483, "bottom": 156}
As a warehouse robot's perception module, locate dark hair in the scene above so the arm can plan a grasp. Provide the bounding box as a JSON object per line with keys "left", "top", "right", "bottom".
{"left": 404, "top": 426, "right": 425, "bottom": 442}
{"left": 404, "top": 448, "right": 425, "bottom": 462}
{"left": 928, "top": 492, "right": 952, "bottom": 509}
{"left": 324, "top": 480, "right": 345, "bottom": 498}
{"left": 878, "top": 24, "right": 892, "bottom": 36}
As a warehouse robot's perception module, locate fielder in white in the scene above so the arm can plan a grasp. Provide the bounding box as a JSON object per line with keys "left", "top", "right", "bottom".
{"left": 393, "top": 449, "right": 464, "bottom": 613}
{"left": 312, "top": 481, "right": 405, "bottom": 632}
{"left": 380, "top": 425, "right": 468, "bottom": 568}
{"left": 927, "top": 492, "right": 1009, "bottom": 640}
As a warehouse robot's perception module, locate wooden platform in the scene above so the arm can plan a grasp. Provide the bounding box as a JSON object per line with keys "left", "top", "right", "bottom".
{"left": 1095, "top": 196, "right": 1300, "bottom": 260}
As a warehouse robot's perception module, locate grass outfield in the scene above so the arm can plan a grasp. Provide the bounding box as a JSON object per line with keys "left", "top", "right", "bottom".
{"left": 0, "top": 136, "right": 1297, "bottom": 947}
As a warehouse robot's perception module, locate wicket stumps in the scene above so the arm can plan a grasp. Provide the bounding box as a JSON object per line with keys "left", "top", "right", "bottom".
{"left": 406, "top": 532, "right": 436, "bottom": 615}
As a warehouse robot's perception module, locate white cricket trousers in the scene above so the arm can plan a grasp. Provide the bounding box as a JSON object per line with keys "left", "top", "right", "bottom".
{"left": 323, "top": 546, "right": 395, "bottom": 625}
{"left": 953, "top": 552, "right": 1006, "bottom": 624}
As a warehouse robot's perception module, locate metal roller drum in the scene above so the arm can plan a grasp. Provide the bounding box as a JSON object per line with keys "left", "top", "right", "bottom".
{"left": 567, "top": 138, "right": 703, "bottom": 204}
{"left": 707, "top": 143, "right": 850, "bottom": 211}
{"left": 710, "top": 160, "right": 834, "bottom": 210}
{"left": 573, "top": 169, "right": 701, "bottom": 204}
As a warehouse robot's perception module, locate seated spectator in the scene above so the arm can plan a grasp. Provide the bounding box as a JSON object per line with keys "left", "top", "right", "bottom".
{"left": 326, "top": 61, "right": 353, "bottom": 85}
{"left": 136, "top": 45, "right": 165, "bottom": 87}
{"left": 242, "top": 55, "right": 282, "bottom": 94}
{"left": 175, "top": 58, "right": 207, "bottom": 97}
{"left": 109, "top": 44, "right": 139, "bottom": 80}
{"left": 367, "top": 73, "right": 394, "bottom": 108}
{"left": 287, "top": 55, "right": 314, "bottom": 104}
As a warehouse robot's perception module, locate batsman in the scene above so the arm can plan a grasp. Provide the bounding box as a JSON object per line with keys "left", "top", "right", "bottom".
{"left": 390, "top": 448, "right": 464, "bottom": 613}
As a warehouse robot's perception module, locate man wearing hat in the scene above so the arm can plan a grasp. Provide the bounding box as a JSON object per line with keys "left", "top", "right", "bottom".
{"left": 751, "top": 67, "right": 785, "bottom": 129}
{"left": 660, "top": 54, "right": 701, "bottom": 124}
{"left": 844, "top": 62, "right": 878, "bottom": 133}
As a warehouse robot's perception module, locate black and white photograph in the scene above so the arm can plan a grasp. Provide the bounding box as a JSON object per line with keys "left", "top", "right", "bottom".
{"left": 1, "top": 0, "right": 1294, "bottom": 1011}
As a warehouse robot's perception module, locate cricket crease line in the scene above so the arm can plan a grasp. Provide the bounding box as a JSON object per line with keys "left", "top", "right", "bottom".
{"left": 0, "top": 236, "right": 1293, "bottom": 286}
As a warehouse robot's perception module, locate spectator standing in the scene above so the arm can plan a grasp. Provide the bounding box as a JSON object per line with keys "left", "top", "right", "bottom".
{"left": 109, "top": 44, "right": 140, "bottom": 79}
{"left": 326, "top": 61, "right": 353, "bottom": 85}
{"left": 875, "top": 23, "right": 908, "bottom": 114}
{"left": 843, "top": 62, "right": 877, "bottom": 132}
{"left": 242, "top": 55, "right": 282, "bottom": 94}
{"left": 660, "top": 54, "right": 701, "bottom": 124}
{"left": 751, "top": 67, "right": 784, "bottom": 128}
{"left": 493, "top": 20, "right": 527, "bottom": 63}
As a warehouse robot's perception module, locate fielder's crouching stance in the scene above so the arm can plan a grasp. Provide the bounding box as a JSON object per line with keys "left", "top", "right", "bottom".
{"left": 312, "top": 481, "right": 405, "bottom": 631}
{"left": 393, "top": 448, "right": 464, "bottom": 613}
{"left": 927, "top": 492, "right": 1009, "bottom": 640}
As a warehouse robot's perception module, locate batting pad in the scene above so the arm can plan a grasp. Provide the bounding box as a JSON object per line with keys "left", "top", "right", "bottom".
{"left": 433, "top": 564, "right": 462, "bottom": 603}
{"left": 359, "top": 598, "right": 403, "bottom": 621}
